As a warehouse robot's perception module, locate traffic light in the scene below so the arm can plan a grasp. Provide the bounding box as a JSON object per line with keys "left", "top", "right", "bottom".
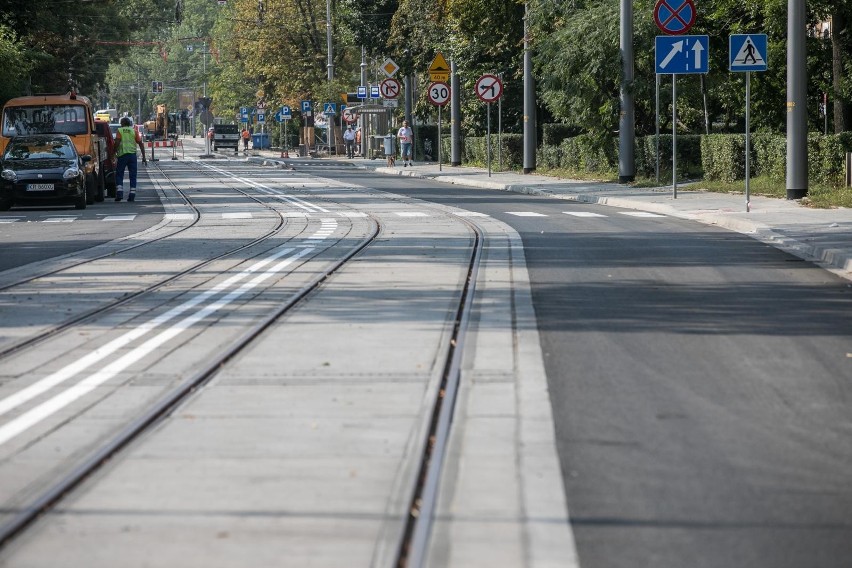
{"left": 198, "top": 97, "right": 212, "bottom": 110}
{"left": 151, "top": 81, "right": 164, "bottom": 93}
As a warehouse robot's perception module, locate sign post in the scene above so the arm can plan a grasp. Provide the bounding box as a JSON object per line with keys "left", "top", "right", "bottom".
{"left": 475, "top": 74, "right": 504, "bottom": 177}
{"left": 730, "top": 34, "right": 768, "bottom": 212}
{"left": 427, "top": 81, "right": 450, "bottom": 171}
{"left": 654, "top": 34, "right": 709, "bottom": 198}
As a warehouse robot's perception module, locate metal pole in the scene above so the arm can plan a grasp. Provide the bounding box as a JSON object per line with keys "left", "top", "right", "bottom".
{"left": 523, "top": 1, "right": 536, "bottom": 173}
{"left": 450, "top": 60, "right": 461, "bottom": 166}
{"left": 360, "top": 47, "right": 367, "bottom": 157}
{"left": 655, "top": 74, "right": 660, "bottom": 184}
{"left": 786, "top": 0, "right": 807, "bottom": 199}
{"left": 746, "top": 71, "right": 751, "bottom": 212}
{"left": 438, "top": 104, "right": 442, "bottom": 172}
{"left": 498, "top": 72, "right": 503, "bottom": 170}
{"left": 618, "top": 0, "right": 635, "bottom": 182}
{"left": 672, "top": 74, "right": 677, "bottom": 199}
{"left": 487, "top": 102, "right": 492, "bottom": 177}
{"left": 326, "top": 0, "right": 335, "bottom": 156}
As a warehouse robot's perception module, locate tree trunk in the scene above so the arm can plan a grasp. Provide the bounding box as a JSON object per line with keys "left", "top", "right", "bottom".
{"left": 832, "top": 10, "right": 848, "bottom": 132}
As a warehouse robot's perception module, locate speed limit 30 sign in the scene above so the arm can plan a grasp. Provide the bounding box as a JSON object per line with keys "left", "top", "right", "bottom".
{"left": 427, "top": 82, "right": 450, "bottom": 106}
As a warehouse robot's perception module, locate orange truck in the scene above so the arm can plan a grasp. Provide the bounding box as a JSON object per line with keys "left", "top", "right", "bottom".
{"left": 0, "top": 91, "right": 110, "bottom": 202}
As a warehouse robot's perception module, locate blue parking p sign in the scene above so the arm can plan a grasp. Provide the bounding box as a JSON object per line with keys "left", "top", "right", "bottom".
{"left": 301, "top": 100, "right": 312, "bottom": 113}
{"left": 729, "top": 34, "right": 767, "bottom": 72}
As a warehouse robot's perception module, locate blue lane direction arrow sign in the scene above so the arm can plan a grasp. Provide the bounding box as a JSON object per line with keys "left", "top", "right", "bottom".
{"left": 655, "top": 35, "right": 709, "bottom": 74}
{"left": 729, "top": 34, "right": 768, "bottom": 72}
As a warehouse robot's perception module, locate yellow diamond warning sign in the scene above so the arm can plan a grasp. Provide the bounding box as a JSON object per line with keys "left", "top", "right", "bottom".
{"left": 428, "top": 52, "right": 450, "bottom": 82}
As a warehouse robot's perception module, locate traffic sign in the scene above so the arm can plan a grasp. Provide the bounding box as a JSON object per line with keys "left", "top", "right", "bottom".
{"left": 301, "top": 100, "right": 312, "bottom": 113}
{"left": 655, "top": 35, "right": 709, "bottom": 74}
{"left": 380, "top": 78, "right": 401, "bottom": 99}
{"left": 427, "top": 82, "right": 450, "bottom": 106}
{"left": 342, "top": 107, "right": 358, "bottom": 123}
{"left": 429, "top": 52, "right": 450, "bottom": 82}
{"left": 729, "top": 34, "right": 768, "bottom": 72}
{"left": 654, "top": 0, "right": 696, "bottom": 35}
{"left": 370, "top": 86, "right": 380, "bottom": 99}
{"left": 280, "top": 105, "right": 292, "bottom": 118}
{"left": 475, "top": 74, "right": 503, "bottom": 103}
{"left": 257, "top": 112, "right": 265, "bottom": 123}
{"left": 357, "top": 86, "right": 367, "bottom": 99}
{"left": 323, "top": 102, "right": 336, "bottom": 115}
{"left": 381, "top": 58, "right": 399, "bottom": 78}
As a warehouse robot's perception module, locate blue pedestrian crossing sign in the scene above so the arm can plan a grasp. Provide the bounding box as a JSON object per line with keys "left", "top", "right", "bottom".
{"left": 729, "top": 34, "right": 767, "bottom": 72}
{"left": 323, "top": 102, "right": 336, "bottom": 115}
{"left": 655, "top": 35, "right": 709, "bottom": 74}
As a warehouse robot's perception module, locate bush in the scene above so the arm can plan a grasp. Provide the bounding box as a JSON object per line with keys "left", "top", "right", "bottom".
{"left": 701, "top": 134, "right": 746, "bottom": 182}
{"left": 752, "top": 133, "right": 786, "bottom": 182}
{"left": 447, "top": 133, "right": 523, "bottom": 170}
{"left": 542, "top": 123, "right": 579, "bottom": 146}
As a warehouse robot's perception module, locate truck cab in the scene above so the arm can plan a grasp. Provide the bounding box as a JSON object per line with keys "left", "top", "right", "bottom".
{"left": 212, "top": 123, "right": 240, "bottom": 152}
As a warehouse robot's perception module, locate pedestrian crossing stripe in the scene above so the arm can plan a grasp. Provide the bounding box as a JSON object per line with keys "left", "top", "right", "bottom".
{"left": 620, "top": 211, "right": 666, "bottom": 218}
{"left": 729, "top": 34, "right": 768, "bottom": 72}
{"left": 507, "top": 212, "right": 547, "bottom": 217}
{"left": 564, "top": 212, "right": 607, "bottom": 218}
{"left": 103, "top": 215, "right": 137, "bottom": 221}
{"left": 454, "top": 212, "right": 490, "bottom": 217}
{"left": 396, "top": 212, "right": 428, "bottom": 217}
{"left": 222, "top": 212, "right": 253, "bottom": 219}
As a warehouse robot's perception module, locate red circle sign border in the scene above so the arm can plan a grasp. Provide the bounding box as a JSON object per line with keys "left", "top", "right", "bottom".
{"left": 380, "top": 78, "right": 401, "bottom": 99}
{"left": 475, "top": 74, "right": 503, "bottom": 103}
{"left": 427, "top": 81, "right": 450, "bottom": 106}
{"left": 653, "top": 0, "right": 696, "bottom": 35}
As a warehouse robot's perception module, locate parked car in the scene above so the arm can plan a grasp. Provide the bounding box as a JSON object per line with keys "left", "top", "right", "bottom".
{"left": 0, "top": 134, "right": 91, "bottom": 210}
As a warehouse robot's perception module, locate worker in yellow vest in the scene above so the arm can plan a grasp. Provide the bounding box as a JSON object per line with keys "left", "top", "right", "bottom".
{"left": 113, "top": 116, "right": 147, "bottom": 202}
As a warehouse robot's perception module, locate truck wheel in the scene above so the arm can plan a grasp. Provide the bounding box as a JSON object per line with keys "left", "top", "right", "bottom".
{"left": 75, "top": 180, "right": 87, "bottom": 210}
{"left": 86, "top": 173, "right": 96, "bottom": 205}
{"left": 95, "top": 168, "right": 106, "bottom": 202}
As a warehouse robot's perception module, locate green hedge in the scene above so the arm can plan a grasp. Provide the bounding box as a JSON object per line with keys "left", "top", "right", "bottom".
{"left": 701, "top": 134, "right": 745, "bottom": 183}
{"left": 542, "top": 123, "right": 579, "bottom": 146}
{"left": 441, "top": 133, "right": 523, "bottom": 170}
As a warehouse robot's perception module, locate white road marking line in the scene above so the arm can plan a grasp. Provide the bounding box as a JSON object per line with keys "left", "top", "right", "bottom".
{"left": 507, "top": 212, "right": 547, "bottom": 217}
{"left": 396, "top": 212, "right": 428, "bottom": 217}
{"left": 0, "top": 243, "right": 303, "bottom": 422}
{"left": 43, "top": 217, "right": 76, "bottom": 223}
{"left": 0, "top": 247, "right": 314, "bottom": 447}
{"left": 0, "top": 218, "right": 22, "bottom": 223}
{"left": 563, "top": 212, "right": 607, "bottom": 218}
{"left": 338, "top": 211, "right": 367, "bottom": 217}
{"left": 102, "top": 215, "right": 137, "bottom": 222}
{"left": 454, "top": 212, "right": 489, "bottom": 217}
{"left": 222, "top": 212, "right": 253, "bottom": 219}
{"left": 165, "top": 213, "right": 195, "bottom": 220}
{"left": 620, "top": 211, "right": 666, "bottom": 218}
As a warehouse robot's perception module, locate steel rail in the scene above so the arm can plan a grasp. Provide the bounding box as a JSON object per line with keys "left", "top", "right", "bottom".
{"left": 395, "top": 216, "right": 484, "bottom": 568}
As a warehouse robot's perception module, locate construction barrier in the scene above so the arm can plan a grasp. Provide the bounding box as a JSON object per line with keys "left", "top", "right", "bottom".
{"left": 146, "top": 139, "right": 184, "bottom": 161}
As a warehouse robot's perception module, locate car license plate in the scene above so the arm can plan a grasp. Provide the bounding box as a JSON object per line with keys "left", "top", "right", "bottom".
{"left": 27, "top": 183, "right": 55, "bottom": 191}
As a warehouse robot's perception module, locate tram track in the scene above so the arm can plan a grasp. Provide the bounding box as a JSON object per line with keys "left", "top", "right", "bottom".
{"left": 0, "top": 157, "right": 489, "bottom": 566}
{"left": 0, "top": 160, "right": 297, "bottom": 359}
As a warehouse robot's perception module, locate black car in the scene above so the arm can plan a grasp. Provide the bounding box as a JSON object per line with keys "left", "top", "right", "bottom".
{"left": 0, "top": 134, "right": 91, "bottom": 210}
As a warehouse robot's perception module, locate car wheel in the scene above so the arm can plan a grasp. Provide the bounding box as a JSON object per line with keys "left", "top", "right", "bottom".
{"left": 0, "top": 198, "right": 12, "bottom": 211}
{"left": 85, "top": 173, "right": 96, "bottom": 205}
{"left": 75, "top": 179, "right": 87, "bottom": 210}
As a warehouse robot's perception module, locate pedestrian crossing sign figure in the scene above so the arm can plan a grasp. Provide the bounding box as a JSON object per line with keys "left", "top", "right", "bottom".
{"left": 729, "top": 34, "right": 768, "bottom": 72}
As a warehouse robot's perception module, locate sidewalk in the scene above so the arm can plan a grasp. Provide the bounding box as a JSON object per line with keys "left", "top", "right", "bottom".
{"left": 259, "top": 152, "right": 852, "bottom": 282}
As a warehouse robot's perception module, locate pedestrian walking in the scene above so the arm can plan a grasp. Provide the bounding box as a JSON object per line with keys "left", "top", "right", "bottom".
{"left": 113, "top": 116, "right": 146, "bottom": 202}
{"left": 397, "top": 120, "right": 413, "bottom": 167}
{"left": 241, "top": 127, "right": 251, "bottom": 151}
{"left": 343, "top": 125, "right": 356, "bottom": 158}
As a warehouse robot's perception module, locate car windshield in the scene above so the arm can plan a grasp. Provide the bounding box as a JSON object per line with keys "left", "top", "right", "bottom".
{"left": 2, "top": 104, "right": 89, "bottom": 136}
{"left": 4, "top": 137, "right": 75, "bottom": 160}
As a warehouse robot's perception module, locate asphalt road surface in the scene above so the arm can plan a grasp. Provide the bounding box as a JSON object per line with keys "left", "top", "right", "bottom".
{"left": 316, "top": 163, "right": 852, "bottom": 568}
